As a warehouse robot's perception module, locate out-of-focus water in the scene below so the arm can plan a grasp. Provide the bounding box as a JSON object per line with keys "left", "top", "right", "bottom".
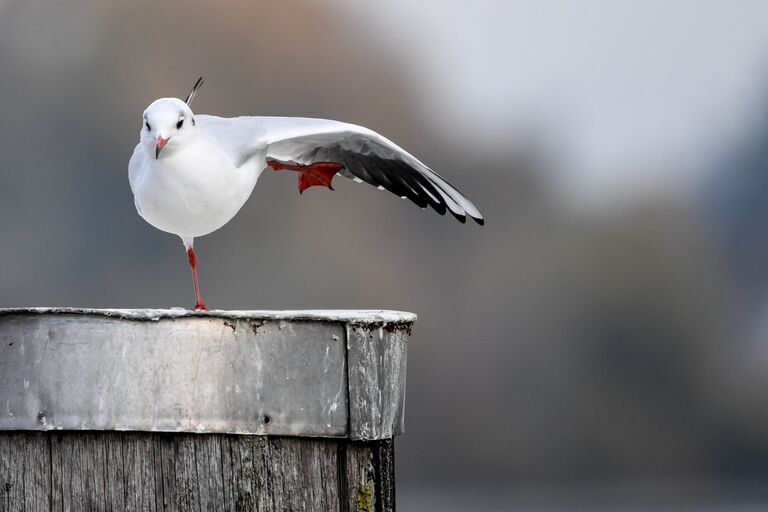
{"left": 399, "top": 480, "right": 768, "bottom": 512}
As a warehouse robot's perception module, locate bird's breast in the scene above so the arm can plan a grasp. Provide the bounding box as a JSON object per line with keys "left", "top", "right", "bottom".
{"left": 132, "top": 142, "right": 253, "bottom": 238}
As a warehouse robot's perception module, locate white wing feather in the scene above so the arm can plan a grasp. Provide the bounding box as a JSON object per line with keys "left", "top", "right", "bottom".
{"left": 196, "top": 115, "right": 484, "bottom": 224}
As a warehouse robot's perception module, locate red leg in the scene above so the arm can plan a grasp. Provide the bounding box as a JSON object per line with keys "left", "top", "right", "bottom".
{"left": 187, "top": 247, "right": 208, "bottom": 311}
{"left": 268, "top": 159, "right": 344, "bottom": 194}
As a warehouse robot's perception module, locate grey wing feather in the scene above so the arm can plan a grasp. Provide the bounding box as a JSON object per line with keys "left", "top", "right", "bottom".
{"left": 197, "top": 115, "right": 484, "bottom": 224}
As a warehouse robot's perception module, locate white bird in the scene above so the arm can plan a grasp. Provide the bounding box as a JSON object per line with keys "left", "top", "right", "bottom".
{"left": 129, "top": 78, "right": 484, "bottom": 310}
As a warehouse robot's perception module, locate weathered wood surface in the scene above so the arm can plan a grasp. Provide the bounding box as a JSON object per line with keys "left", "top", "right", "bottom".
{"left": 0, "top": 432, "right": 395, "bottom": 512}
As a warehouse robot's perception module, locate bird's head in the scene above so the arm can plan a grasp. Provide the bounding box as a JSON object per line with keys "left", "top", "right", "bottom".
{"left": 141, "top": 77, "right": 205, "bottom": 159}
{"left": 141, "top": 98, "right": 197, "bottom": 159}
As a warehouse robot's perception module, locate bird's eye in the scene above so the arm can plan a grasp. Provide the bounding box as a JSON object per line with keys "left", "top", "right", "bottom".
{"left": 145, "top": 121, "right": 151, "bottom": 131}
{"left": 177, "top": 119, "right": 184, "bottom": 129}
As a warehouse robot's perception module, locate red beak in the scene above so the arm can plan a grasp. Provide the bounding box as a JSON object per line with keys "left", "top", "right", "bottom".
{"left": 155, "top": 136, "right": 169, "bottom": 159}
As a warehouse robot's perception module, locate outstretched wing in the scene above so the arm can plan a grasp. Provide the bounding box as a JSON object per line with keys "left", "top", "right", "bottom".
{"left": 197, "top": 115, "right": 484, "bottom": 224}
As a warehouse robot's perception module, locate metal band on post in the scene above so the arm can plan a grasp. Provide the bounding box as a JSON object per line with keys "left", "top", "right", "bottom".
{"left": 0, "top": 308, "right": 414, "bottom": 511}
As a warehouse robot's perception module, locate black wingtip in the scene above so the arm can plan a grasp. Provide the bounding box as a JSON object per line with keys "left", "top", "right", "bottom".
{"left": 448, "top": 210, "right": 467, "bottom": 224}
{"left": 473, "top": 217, "right": 485, "bottom": 226}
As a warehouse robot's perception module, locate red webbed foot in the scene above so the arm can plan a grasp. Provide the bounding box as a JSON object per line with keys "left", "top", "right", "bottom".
{"left": 268, "top": 159, "right": 344, "bottom": 193}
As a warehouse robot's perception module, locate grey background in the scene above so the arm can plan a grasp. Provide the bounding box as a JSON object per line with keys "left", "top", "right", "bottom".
{"left": 2, "top": 0, "right": 768, "bottom": 509}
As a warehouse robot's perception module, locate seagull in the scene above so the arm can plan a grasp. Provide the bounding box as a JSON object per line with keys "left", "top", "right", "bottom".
{"left": 129, "top": 78, "right": 484, "bottom": 310}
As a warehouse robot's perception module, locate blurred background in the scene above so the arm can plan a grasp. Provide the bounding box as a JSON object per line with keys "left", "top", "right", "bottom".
{"left": 2, "top": 0, "right": 768, "bottom": 509}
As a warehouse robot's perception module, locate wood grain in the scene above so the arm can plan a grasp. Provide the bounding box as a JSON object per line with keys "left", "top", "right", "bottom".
{"left": 0, "top": 432, "right": 395, "bottom": 512}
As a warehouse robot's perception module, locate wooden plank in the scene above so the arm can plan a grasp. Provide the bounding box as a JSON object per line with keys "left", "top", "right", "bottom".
{"left": 50, "top": 433, "right": 64, "bottom": 512}
{"left": 152, "top": 434, "right": 173, "bottom": 511}
{"left": 223, "top": 435, "right": 255, "bottom": 510}
{"left": 0, "top": 432, "right": 395, "bottom": 511}
{"left": 1, "top": 432, "right": 26, "bottom": 511}
{"left": 120, "top": 432, "right": 158, "bottom": 512}
{"left": 0, "top": 433, "right": 8, "bottom": 511}
{"left": 104, "top": 433, "right": 126, "bottom": 511}
{"left": 55, "top": 432, "right": 109, "bottom": 512}
{"left": 194, "top": 434, "right": 226, "bottom": 510}
{"left": 373, "top": 439, "right": 396, "bottom": 512}
{"left": 0, "top": 433, "right": 12, "bottom": 510}
{"left": 266, "top": 437, "right": 342, "bottom": 511}
{"left": 171, "top": 434, "right": 200, "bottom": 511}
{"left": 308, "top": 439, "right": 342, "bottom": 511}
{"left": 152, "top": 434, "right": 170, "bottom": 512}
{"left": 249, "top": 436, "right": 275, "bottom": 511}
{"left": 22, "top": 433, "right": 51, "bottom": 512}
{"left": 341, "top": 441, "right": 376, "bottom": 512}
{"left": 0, "top": 433, "right": 51, "bottom": 512}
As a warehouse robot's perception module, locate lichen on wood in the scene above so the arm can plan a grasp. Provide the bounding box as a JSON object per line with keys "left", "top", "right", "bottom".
{"left": 357, "top": 483, "right": 374, "bottom": 511}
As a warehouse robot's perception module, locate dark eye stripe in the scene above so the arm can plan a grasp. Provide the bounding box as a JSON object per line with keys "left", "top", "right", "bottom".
{"left": 145, "top": 121, "right": 151, "bottom": 131}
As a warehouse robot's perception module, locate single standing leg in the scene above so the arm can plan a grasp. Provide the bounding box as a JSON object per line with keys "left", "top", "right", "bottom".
{"left": 183, "top": 238, "right": 208, "bottom": 311}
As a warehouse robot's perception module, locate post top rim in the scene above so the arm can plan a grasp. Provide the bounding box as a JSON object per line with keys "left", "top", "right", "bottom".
{"left": 0, "top": 307, "right": 417, "bottom": 324}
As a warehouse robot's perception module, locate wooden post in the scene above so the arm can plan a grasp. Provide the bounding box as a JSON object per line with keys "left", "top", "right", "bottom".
{"left": 0, "top": 308, "right": 413, "bottom": 512}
